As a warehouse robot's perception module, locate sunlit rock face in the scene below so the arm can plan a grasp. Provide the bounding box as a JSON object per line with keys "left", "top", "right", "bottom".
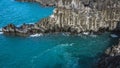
{"left": 34, "top": 0, "right": 120, "bottom": 33}
{"left": 48, "top": 0, "right": 120, "bottom": 33}
{"left": 3, "top": 0, "right": 120, "bottom": 35}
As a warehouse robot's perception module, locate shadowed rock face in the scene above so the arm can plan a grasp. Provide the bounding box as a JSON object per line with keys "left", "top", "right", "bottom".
{"left": 98, "top": 55, "right": 120, "bottom": 68}
{"left": 2, "top": 0, "right": 120, "bottom": 67}
{"left": 2, "top": 19, "right": 49, "bottom": 36}
{"left": 2, "top": 0, "right": 120, "bottom": 36}
{"left": 98, "top": 42, "right": 120, "bottom": 68}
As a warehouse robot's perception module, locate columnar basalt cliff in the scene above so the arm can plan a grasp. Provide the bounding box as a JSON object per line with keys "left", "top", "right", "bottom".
{"left": 50, "top": 0, "right": 120, "bottom": 33}
{"left": 3, "top": 0, "right": 120, "bottom": 36}
{"left": 2, "top": 0, "right": 120, "bottom": 67}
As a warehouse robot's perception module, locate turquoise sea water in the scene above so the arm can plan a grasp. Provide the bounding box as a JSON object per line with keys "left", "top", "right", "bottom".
{"left": 0, "top": 0, "right": 53, "bottom": 27}
{"left": 0, "top": 0, "right": 116, "bottom": 68}
{"left": 0, "top": 33, "right": 114, "bottom": 68}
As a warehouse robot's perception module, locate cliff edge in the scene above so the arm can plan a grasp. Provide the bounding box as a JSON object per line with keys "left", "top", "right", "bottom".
{"left": 2, "top": 0, "right": 120, "bottom": 67}
{"left": 2, "top": 0, "right": 120, "bottom": 36}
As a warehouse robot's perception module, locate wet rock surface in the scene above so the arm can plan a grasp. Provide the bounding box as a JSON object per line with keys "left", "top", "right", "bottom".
{"left": 2, "top": 18, "right": 49, "bottom": 36}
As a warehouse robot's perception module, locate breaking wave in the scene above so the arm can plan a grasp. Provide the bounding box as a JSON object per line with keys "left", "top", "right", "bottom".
{"left": 30, "top": 33, "right": 43, "bottom": 37}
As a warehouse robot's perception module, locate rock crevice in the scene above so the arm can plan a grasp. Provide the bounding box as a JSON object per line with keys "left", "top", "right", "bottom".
{"left": 2, "top": 0, "right": 120, "bottom": 36}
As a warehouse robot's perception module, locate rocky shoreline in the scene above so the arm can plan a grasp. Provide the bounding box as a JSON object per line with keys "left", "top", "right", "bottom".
{"left": 1, "top": 0, "right": 120, "bottom": 67}
{"left": 2, "top": 0, "right": 120, "bottom": 36}
{"left": 98, "top": 40, "right": 120, "bottom": 68}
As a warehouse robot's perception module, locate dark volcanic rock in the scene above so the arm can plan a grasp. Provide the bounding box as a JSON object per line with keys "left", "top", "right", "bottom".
{"left": 98, "top": 55, "right": 120, "bottom": 68}
{"left": 2, "top": 22, "right": 46, "bottom": 36}
{"left": 2, "top": 0, "right": 120, "bottom": 67}
{"left": 2, "top": 0, "right": 120, "bottom": 36}
{"left": 98, "top": 42, "right": 120, "bottom": 68}
{"left": 2, "top": 24, "right": 16, "bottom": 33}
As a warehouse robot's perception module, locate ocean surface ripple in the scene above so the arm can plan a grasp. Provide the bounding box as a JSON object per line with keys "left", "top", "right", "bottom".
{"left": 0, "top": 0, "right": 116, "bottom": 68}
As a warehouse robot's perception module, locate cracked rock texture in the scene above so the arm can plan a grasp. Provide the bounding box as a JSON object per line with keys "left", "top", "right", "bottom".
{"left": 2, "top": 0, "right": 120, "bottom": 67}
{"left": 17, "top": 0, "right": 120, "bottom": 32}
{"left": 3, "top": 0, "right": 120, "bottom": 35}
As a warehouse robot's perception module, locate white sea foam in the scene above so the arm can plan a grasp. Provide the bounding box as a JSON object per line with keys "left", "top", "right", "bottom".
{"left": 30, "top": 33, "right": 43, "bottom": 37}
{"left": 0, "top": 28, "right": 3, "bottom": 34}
{"left": 60, "top": 43, "right": 74, "bottom": 47}
{"left": 31, "top": 43, "right": 74, "bottom": 59}
{"left": 50, "top": 15, "right": 55, "bottom": 18}
{"left": 53, "top": 9, "right": 57, "bottom": 13}
{"left": 29, "top": 23, "right": 35, "bottom": 24}
{"left": 0, "top": 32, "right": 3, "bottom": 34}
{"left": 70, "top": 43, "right": 74, "bottom": 46}
{"left": 83, "top": 32, "right": 89, "bottom": 35}
{"left": 110, "top": 34, "right": 118, "bottom": 38}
